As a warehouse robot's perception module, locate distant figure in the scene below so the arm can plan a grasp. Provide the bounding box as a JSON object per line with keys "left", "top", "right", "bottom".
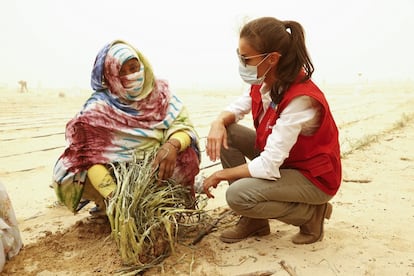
{"left": 354, "top": 72, "right": 363, "bottom": 96}
{"left": 0, "top": 181, "right": 23, "bottom": 272}
{"left": 18, "top": 80, "right": 28, "bottom": 93}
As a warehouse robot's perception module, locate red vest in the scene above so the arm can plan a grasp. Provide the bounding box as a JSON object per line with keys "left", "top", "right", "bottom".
{"left": 250, "top": 80, "right": 341, "bottom": 195}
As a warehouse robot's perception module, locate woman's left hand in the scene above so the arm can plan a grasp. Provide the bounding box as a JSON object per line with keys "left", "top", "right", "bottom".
{"left": 153, "top": 142, "right": 178, "bottom": 181}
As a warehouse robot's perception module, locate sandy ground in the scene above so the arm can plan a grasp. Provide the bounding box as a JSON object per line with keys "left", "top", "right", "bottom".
{"left": 1, "top": 81, "right": 414, "bottom": 275}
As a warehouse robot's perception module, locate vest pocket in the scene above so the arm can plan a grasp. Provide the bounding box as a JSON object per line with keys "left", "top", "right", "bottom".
{"left": 308, "top": 154, "right": 334, "bottom": 177}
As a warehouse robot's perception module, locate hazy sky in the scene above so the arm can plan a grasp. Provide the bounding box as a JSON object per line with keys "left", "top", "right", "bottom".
{"left": 1, "top": 0, "right": 414, "bottom": 90}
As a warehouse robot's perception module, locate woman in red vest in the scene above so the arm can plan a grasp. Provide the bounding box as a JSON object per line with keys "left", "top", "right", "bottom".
{"left": 203, "top": 17, "right": 341, "bottom": 245}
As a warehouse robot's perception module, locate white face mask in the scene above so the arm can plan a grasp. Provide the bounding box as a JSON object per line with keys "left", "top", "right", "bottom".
{"left": 238, "top": 55, "right": 271, "bottom": 85}
{"left": 122, "top": 67, "right": 145, "bottom": 99}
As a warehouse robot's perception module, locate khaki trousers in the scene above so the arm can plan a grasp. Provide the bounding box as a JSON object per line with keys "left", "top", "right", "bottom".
{"left": 222, "top": 123, "right": 333, "bottom": 226}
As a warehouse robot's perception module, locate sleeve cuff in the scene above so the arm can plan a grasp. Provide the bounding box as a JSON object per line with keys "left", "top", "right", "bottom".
{"left": 170, "top": 131, "right": 191, "bottom": 151}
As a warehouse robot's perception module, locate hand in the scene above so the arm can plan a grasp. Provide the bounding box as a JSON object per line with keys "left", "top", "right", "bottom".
{"left": 152, "top": 143, "right": 178, "bottom": 182}
{"left": 203, "top": 172, "right": 222, "bottom": 199}
{"left": 206, "top": 120, "right": 228, "bottom": 162}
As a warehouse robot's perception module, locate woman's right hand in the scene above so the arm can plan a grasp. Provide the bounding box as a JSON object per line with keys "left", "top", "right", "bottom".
{"left": 202, "top": 171, "right": 222, "bottom": 198}
{"left": 206, "top": 119, "right": 228, "bottom": 162}
{"left": 153, "top": 142, "right": 178, "bottom": 182}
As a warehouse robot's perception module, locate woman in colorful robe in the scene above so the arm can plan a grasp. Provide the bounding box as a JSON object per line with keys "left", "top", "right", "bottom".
{"left": 53, "top": 40, "right": 200, "bottom": 214}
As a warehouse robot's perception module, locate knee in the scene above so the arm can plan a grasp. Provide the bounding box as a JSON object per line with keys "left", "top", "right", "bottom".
{"left": 224, "top": 124, "right": 238, "bottom": 144}
{"left": 225, "top": 185, "right": 238, "bottom": 209}
{"left": 225, "top": 181, "right": 250, "bottom": 211}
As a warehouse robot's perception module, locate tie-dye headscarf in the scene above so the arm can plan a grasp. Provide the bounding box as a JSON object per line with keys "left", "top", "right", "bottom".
{"left": 105, "top": 43, "right": 145, "bottom": 100}
{"left": 91, "top": 41, "right": 155, "bottom": 101}
{"left": 53, "top": 40, "right": 200, "bottom": 213}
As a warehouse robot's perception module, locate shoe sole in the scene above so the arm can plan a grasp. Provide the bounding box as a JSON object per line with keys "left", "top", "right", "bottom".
{"left": 220, "top": 227, "right": 271, "bottom": 243}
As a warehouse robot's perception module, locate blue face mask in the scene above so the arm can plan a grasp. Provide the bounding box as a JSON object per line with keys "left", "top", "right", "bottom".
{"left": 238, "top": 55, "right": 272, "bottom": 85}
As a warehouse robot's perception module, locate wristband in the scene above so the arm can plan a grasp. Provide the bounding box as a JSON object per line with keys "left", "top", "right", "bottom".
{"left": 165, "top": 140, "right": 180, "bottom": 152}
{"left": 170, "top": 131, "right": 191, "bottom": 151}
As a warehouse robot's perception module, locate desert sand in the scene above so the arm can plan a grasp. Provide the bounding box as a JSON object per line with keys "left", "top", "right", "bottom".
{"left": 1, "top": 81, "right": 414, "bottom": 275}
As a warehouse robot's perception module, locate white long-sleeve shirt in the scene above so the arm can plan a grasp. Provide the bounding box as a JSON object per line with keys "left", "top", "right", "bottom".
{"left": 225, "top": 86, "right": 322, "bottom": 180}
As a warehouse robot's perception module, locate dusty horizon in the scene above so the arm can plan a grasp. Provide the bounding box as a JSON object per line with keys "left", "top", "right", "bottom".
{"left": 2, "top": 1, "right": 414, "bottom": 90}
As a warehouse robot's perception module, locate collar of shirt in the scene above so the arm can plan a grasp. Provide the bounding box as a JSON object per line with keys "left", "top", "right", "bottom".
{"left": 259, "top": 85, "right": 273, "bottom": 113}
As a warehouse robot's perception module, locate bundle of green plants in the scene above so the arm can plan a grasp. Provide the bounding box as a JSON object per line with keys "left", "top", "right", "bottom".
{"left": 106, "top": 149, "right": 207, "bottom": 274}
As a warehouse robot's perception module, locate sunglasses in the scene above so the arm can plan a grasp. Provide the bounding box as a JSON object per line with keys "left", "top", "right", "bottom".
{"left": 236, "top": 48, "right": 268, "bottom": 67}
